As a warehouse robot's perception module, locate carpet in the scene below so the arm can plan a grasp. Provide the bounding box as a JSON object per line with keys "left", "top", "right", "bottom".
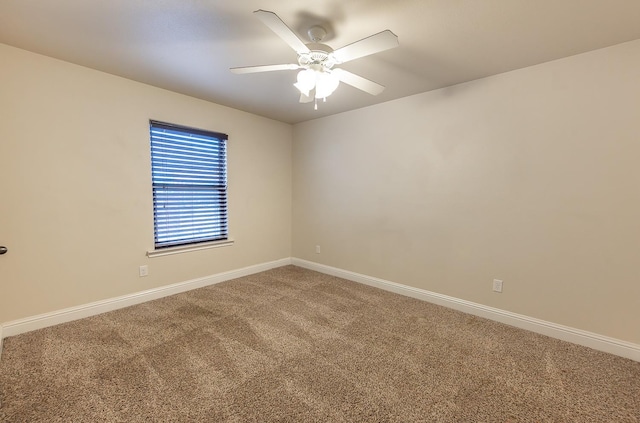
{"left": 1, "top": 265, "right": 638, "bottom": 422}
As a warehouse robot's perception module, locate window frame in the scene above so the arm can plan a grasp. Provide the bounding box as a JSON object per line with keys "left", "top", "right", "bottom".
{"left": 148, "top": 120, "right": 231, "bottom": 256}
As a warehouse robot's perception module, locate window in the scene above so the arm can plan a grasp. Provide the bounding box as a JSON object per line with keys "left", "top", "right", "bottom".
{"left": 150, "top": 120, "right": 228, "bottom": 250}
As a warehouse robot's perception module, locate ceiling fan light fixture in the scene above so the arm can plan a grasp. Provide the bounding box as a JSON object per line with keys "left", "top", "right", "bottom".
{"left": 293, "top": 82, "right": 310, "bottom": 97}
{"left": 294, "top": 69, "right": 316, "bottom": 96}
{"left": 315, "top": 71, "right": 340, "bottom": 99}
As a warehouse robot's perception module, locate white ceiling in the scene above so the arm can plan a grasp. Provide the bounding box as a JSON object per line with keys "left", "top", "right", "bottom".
{"left": 2, "top": 1, "right": 640, "bottom": 124}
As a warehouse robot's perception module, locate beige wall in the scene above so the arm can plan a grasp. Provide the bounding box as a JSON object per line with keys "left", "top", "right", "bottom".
{"left": 0, "top": 44, "right": 292, "bottom": 323}
{"left": 293, "top": 40, "right": 640, "bottom": 344}
{"left": 2, "top": 38, "right": 639, "bottom": 346}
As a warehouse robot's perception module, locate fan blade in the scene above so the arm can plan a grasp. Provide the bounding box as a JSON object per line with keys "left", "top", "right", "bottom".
{"left": 230, "top": 64, "right": 300, "bottom": 74}
{"left": 254, "top": 10, "right": 310, "bottom": 55}
{"left": 332, "top": 68, "right": 385, "bottom": 96}
{"left": 332, "top": 30, "right": 399, "bottom": 63}
{"left": 299, "top": 92, "right": 313, "bottom": 103}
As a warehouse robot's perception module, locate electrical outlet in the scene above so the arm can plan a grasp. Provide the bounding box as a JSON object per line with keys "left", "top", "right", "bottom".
{"left": 139, "top": 265, "right": 149, "bottom": 277}
{"left": 493, "top": 279, "right": 503, "bottom": 293}
{"left": 315, "top": 245, "right": 321, "bottom": 254}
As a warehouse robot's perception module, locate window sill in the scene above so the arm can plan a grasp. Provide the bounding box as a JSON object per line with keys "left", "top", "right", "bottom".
{"left": 147, "top": 239, "right": 234, "bottom": 258}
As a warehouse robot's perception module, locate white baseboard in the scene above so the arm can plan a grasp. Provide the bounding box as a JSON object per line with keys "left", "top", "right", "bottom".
{"left": 1, "top": 258, "right": 292, "bottom": 340}
{"left": 292, "top": 258, "right": 640, "bottom": 362}
{"left": 2, "top": 256, "right": 638, "bottom": 363}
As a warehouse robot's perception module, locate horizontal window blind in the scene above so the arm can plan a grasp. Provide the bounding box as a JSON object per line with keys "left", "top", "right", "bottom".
{"left": 150, "top": 120, "right": 228, "bottom": 249}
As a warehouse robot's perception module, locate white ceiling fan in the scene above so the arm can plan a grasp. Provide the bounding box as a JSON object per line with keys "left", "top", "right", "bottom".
{"left": 230, "top": 10, "right": 399, "bottom": 109}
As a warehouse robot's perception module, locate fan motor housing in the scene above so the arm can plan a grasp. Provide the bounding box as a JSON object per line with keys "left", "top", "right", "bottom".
{"left": 299, "top": 43, "right": 336, "bottom": 68}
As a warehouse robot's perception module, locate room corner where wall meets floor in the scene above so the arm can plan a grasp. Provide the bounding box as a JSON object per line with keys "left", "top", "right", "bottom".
{"left": 1, "top": 259, "right": 639, "bottom": 363}
{"left": 2, "top": 264, "right": 638, "bottom": 421}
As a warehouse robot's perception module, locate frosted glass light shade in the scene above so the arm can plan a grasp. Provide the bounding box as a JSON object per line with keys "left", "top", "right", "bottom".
{"left": 315, "top": 71, "right": 340, "bottom": 99}
{"left": 294, "top": 69, "right": 316, "bottom": 96}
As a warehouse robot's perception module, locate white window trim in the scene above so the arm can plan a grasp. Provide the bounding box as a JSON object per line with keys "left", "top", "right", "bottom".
{"left": 147, "top": 239, "right": 234, "bottom": 258}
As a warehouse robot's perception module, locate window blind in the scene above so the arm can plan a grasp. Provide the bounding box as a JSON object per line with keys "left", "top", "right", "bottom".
{"left": 150, "top": 120, "right": 228, "bottom": 249}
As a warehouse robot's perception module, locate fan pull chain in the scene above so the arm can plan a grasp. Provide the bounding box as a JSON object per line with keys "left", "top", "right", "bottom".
{"left": 313, "top": 97, "right": 328, "bottom": 111}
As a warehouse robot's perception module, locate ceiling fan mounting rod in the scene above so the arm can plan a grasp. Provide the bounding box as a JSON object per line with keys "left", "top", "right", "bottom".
{"left": 307, "top": 26, "right": 327, "bottom": 43}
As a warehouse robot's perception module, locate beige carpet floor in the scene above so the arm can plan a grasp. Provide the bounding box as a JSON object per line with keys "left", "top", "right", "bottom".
{"left": 0, "top": 265, "right": 638, "bottom": 422}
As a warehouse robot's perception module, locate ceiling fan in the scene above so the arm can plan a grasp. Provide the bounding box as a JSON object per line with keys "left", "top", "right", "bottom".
{"left": 230, "top": 10, "right": 399, "bottom": 109}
